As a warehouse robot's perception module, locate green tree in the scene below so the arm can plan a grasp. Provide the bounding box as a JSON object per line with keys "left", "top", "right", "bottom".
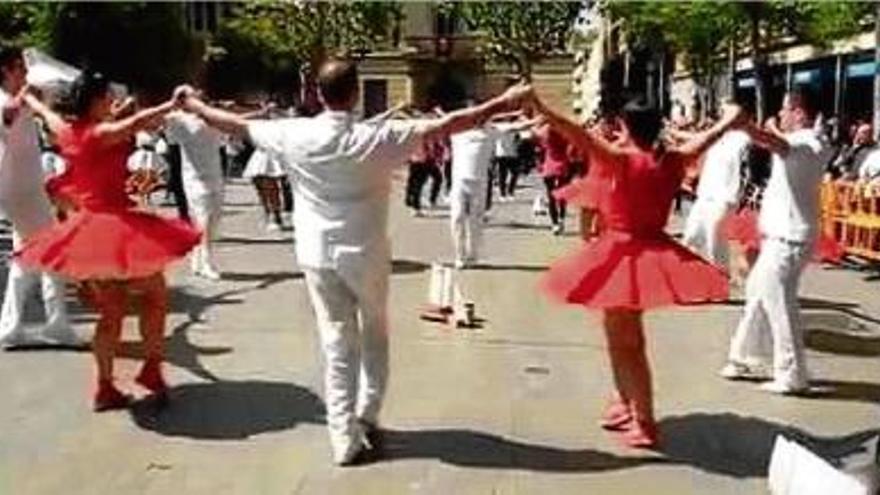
{"left": 210, "top": 1, "right": 402, "bottom": 105}
{"left": 0, "top": 2, "right": 53, "bottom": 48}
{"left": 44, "top": 3, "right": 197, "bottom": 98}
{"left": 444, "top": 1, "right": 582, "bottom": 77}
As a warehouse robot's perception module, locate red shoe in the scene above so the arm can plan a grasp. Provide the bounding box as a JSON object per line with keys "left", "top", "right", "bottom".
{"left": 93, "top": 382, "right": 132, "bottom": 412}
{"left": 135, "top": 360, "right": 168, "bottom": 397}
{"left": 615, "top": 420, "right": 660, "bottom": 450}
{"left": 599, "top": 400, "right": 633, "bottom": 431}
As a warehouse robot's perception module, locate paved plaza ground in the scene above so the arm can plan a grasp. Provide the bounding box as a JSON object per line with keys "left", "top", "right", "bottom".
{"left": 0, "top": 176, "right": 877, "bottom": 494}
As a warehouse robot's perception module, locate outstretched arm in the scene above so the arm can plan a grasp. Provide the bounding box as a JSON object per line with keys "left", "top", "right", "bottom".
{"left": 23, "top": 91, "right": 68, "bottom": 136}
{"left": 418, "top": 83, "right": 532, "bottom": 142}
{"left": 531, "top": 95, "right": 622, "bottom": 166}
{"left": 671, "top": 103, "right": 745, "bottom": 158}
{"left": 183, "top": 97, "right": 250, "bottom": 138}
{"left": 741, "top": 117, "right": 790, "bottom": 156}
{"left": 92, "top": 94, "right": 181, "bottom": 146}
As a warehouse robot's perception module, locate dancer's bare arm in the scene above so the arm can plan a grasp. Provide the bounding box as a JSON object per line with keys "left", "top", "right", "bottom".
{"left": 23, "top": 91, "right": 68, "bottom": 136}
{"left": 184, "top": 97, "right": 250, "bottom": 138}
{"left": 671, "top": 103, "right": 744, "bottom": 158}
{"left": 531, "top": 95, "right": 623, "bottom": 166}
{"left": 93, "top": 93, "right": 182, "bottom": 146}
{"left": 741, "top": 118, "right": 790, "bottom": 156}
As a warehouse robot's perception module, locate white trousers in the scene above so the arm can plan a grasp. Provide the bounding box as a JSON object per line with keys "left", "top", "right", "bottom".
{"left": 683, "top": 197, "right": 733, "bottom": 268}
{"left": 728, "top": 237, "right": 811, "bottom": 387}
{"left": 450, "top": 179, "right": 485, "bottom": 264}
{"left": 0, "top": 196, "right": 69, "bottom": 339}
{"left": 186, "top": 187, "right": 223, "bottom": 272}
{"left": 303, "top": 263, "right": 389, "bottom": 462}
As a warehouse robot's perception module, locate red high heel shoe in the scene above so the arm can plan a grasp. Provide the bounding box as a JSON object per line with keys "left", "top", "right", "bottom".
{"left": 599, "top": 400, "right": 633, "bottom": 431}
{"left": 135, "top": 359, "right": 168, "bottom": 401}
{"left": 93, "top": 381, "right": 132, "bottom": 412}
{"left": 615, "top": 419, "right": 660, "bottom": 450}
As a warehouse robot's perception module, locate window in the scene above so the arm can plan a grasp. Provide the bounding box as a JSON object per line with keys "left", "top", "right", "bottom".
{"left": 363, "top": 80, "right": 389, "bottom": 118}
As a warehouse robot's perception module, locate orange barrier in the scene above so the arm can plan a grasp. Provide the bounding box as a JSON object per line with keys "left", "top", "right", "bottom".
{"left": 821, "top": 180, "right": 880, "bottom": 261}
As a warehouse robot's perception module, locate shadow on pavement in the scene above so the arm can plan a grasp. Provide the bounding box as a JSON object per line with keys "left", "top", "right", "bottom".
{"left": 466, "top": 263, "right": 548, "bottom": 272}
{"left": 657, "top": 413, "right": 879, "bottom": 478}
{"left": 216, "top": 236, "right": 292, "bottom": 246}
{"left": 391, "top": 259, "right": 430, "bottom": 275}
{"left": 806, "top": 328, "right": 880, "bottom": 357}
{"left": 117, "top": 322, "right": 233, "bottom": 382}
{"left": 221, "top": 270, "right": 304, "bottom": 287}
{"left": 485, "top": 221, "right": 550, "bottom": 231}
{"left": 379, "top": 428, "right": 669, "bottom": 473}
{"left": 130, "top": 381, "right": 325, "bottom": 440}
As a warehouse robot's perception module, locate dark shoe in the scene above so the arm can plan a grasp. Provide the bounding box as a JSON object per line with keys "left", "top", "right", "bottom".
{"left": 93, "top": 383, "right": 133, "bottom": 412}
{"left": 360, "top": 420, "right": 385, "bottom": 454}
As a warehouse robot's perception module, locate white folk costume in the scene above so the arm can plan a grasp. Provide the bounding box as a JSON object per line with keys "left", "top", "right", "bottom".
{"left": 727, "top": 128, "right": 826, "bottom": 392}
{"left": 247, "top": 110, "right": 425, "bottom": 464}
{"left": 449, "top": 127, "right": 495, "bottom": 268}
{"left": 0, "top": 88, "right": 77, "bottom": 348}
{"left": 683, "top": 130, "right": 750, "bottom": 267}
{"left": 165, "top": 111, "right": 225, "bottom": 280}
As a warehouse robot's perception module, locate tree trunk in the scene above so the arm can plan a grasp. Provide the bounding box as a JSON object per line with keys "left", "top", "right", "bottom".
{"left": 727, "top": 40, "right": 737, "bottom": 100}
{"left": 873, "top": 2, "right": 880, "bottom": 141}
{"left": 749, "top": 9, "right": 767, "bottom": 124}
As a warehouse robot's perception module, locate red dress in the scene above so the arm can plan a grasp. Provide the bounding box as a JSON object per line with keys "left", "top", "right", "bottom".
{"left": 15, "top": 122, "right": 200, "bottom": 280}
{"left": 722, "top": 208, "right": 844, "bottom": 263}
{"left": 542, "top": 150, "right": 728, "bottom": 310}
{"left": 538, "top": 128, "right": 570, "bottom": 178}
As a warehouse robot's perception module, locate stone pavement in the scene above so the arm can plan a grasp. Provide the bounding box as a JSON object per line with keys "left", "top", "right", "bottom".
{"left": 0, "top": 176, "right": 877, "bottom": 495}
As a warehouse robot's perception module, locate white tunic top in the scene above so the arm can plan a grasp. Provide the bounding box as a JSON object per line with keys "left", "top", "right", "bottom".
{"left": 247, "top": 110, "right": 424, "bottom": 274}
{"left": 165, "top": 111, "right": 224, "bottom": 194}
{"left": 0, "top": 89, "right": 53, "bottom": 236}
{"left": 696, "top": 130, "right": 750, "bottom": 205}
{"left": 759, "top": 129, "right": 826, "bottom": 243}
{"left": 450, "top": 128, "right": 496, "bottom": 183}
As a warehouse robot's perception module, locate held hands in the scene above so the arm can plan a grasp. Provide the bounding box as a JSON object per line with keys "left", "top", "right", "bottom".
{"left": 501, "top": 82, "right": 536, "bottom": 112}
{"left": 719, "top": 102, "right": 745, "bottom": 127}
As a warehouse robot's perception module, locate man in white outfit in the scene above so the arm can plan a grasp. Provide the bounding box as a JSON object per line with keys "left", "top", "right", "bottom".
{"left": 184, "top": 59, "right": 531, "bottom": 465}
{"left": 450, "top": 122, "right": 496, "bottom": 269}
{"left": 0, "top": 44, "right": 81, "bottom": 349}
{"left": 683, "top": 129, "right": 750, "bottom": 267}
{"left": 722, "top": 87, "right": 826, "bottom": 395}
{"left": 165, "top": 109, "right": 225, "bottom": 280}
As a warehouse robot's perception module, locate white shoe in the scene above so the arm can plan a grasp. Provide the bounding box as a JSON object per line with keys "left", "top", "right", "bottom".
{"left": 759, "top": 379, "right": 810, "bottom": 396}
{"left": 411, "top": 209, "right": 424, "bottom": 218}
{"left": 454, "top": 258, "right": 468, "bottom": 270}
{"left": 0, "top": 331, "right": 52, "bottom": 350}
{"left": 552, "top": 223, "right": 563, "bottom": 236}
{"left": 199, "top": 265, "right": 222, "bottom": 281}
{"left": 41, "top": 326, "right": 89, "bottom": 348}
{"left": 265, "top": 221, "right": 282, "bottom": 233}
{"left": 719, "top": 361, "right": 769, "bottom": 381}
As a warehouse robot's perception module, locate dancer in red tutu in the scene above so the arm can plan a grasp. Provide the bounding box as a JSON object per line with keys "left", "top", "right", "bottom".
{"left": 17, "top": 72, "right": 200, "bottom": 411}
{"left": 533, "top": 95, "right": 745, "bottom": 448}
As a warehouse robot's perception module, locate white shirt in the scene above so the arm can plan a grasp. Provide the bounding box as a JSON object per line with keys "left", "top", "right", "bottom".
{"left": 165, "top": 111, "right": 224, "bottom": 193}
{"left": 696, "top": 130, "right": 750, "bottom": 205}
{"left": 451, "top": 128, "right": 495, "bottom": 183}
{"left": 0, "top": 89, "right": 45, "bottom": 203}
{"left": 248, "top": 110, "right": 424, "bottom": 272}
{"left": 759, "top": 129, "right": 826, "bottom": 243}
{"left": 490, "top": 123, "right": 519, "bottom": 158}
{"left": 857, "top": 147, "right": 880, "bottom": 182}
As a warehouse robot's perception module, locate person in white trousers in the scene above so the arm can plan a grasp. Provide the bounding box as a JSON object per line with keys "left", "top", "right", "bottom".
{"left": 165, "top": 110, "right": 225, "bottom": 280}
{"left": 449, "top": 124, "right": 496, "bottom": 269}
{"left": 682, "top": 129, "right": 750, "bottom": 267}
{"left": 721, "top": 87, "right": 826, "bottom": 395}
{"left": 182, "top": 59, "right": 532, "bottom": 465}
{"left": 0, "top": 44, "right": 81, "bottom": 349}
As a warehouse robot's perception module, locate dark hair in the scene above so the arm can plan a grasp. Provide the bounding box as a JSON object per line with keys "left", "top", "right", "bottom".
{"left": 621, "top": 97, "right": 663, "bottom": 148}
{"left": 68, "top": 71, "right": 110, "bottom": 118}
{"left": 0, "top": 42, "right": 23, "bottom": 82}
{"left": 787, "top": 85, "right": 819, "bottom": 118}
{"left": 316, "top": 58, "right": 359, "bottom": 108}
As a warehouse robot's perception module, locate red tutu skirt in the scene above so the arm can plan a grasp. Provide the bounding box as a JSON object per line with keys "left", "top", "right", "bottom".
{"left": 542, "top": 230, "right": 729, "bottom": 310}
{"left": 15, "top": 209, "right": 201, "bottom": 280}
{"left": 723, "top": 209, "right": 761, "bottom": 251}
{"left": 723, "top": 209, "right": 845, "bottom": 263}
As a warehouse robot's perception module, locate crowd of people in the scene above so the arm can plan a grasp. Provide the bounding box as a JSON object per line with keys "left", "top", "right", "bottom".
{"left": 0, "top": 40, "right": 841, "bottom": 467}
